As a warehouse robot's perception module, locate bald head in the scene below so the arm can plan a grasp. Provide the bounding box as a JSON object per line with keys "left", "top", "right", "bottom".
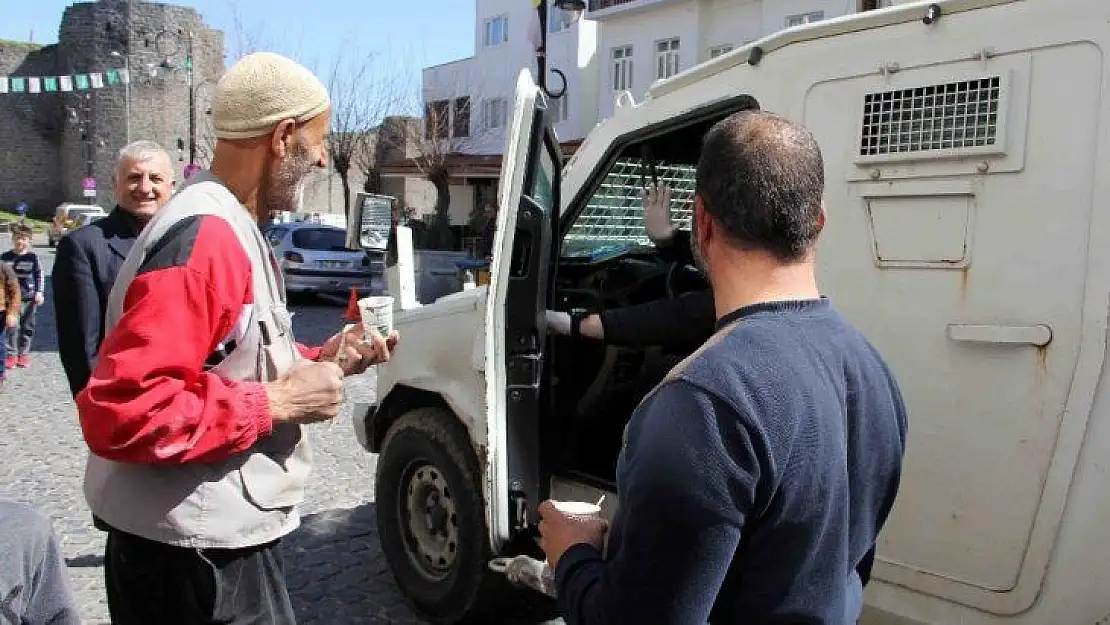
{"left": 694, "top": 110, "right": 825, "bottom": 262}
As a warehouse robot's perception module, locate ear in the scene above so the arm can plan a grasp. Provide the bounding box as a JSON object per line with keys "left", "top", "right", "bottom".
{"left": 694, "top": 195, "right": 714, "bottom": 242}
{"left": 270, "top": 119, "right": 298, "bottom": 158}
{"left": 816, "top": 201, "right": 827, "bottom": 233}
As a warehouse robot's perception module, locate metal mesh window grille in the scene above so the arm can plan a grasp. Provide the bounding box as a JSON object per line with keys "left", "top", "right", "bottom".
{"left": 564, "top": 159, "right": 696, "bottom": 252}
{"left": 859, "top": 76, "right": 1001, "bottom": 157}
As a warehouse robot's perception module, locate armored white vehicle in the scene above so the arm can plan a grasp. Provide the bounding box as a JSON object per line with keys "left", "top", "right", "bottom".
{"left": 349, "top": 0, "right": 1110, "bottom": 622}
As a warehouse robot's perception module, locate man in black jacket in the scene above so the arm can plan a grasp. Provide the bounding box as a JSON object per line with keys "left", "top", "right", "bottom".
{"left": 52, "top": 140, "right": 174, "bottom": 397}
{"left": 546, "top": 184, "right": 716, "bottom": 354}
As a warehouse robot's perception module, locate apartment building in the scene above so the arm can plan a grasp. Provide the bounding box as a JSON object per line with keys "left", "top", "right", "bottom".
{"left": 390, "top": 0, "right": 598, "bottom": 231}
{"left": 588, "top": 0, "right": 904, "bottom": 119}
{"left": 401, "top": 0, "right": 908, "bottom": 237}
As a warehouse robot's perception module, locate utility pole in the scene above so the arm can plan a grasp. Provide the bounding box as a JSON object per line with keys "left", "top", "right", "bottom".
{"left": 187, "top": 31, "right": 196, "bottom": 165}
{"left": 77, "top": 93, "right": 94, "bottom": 178}
{"left": 110, "top": 51, "right": 131, "bottom": 143}
{"left": 534, "top": 1, "right": 585, "bottom": 99}
{"left": 537, "top": 0, "right": 548, "bottom": 93}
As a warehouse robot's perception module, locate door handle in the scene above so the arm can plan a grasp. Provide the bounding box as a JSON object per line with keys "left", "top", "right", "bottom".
{"left": 946, "top": 324, "right": 1052, "bottom": 347}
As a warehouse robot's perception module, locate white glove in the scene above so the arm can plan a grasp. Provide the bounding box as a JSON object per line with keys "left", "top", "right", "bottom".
{"left": 642, "top": 183, "right": 675, "bottom": 244}
{"left": 545, "top": 310, "right": 571, "bottom": 335}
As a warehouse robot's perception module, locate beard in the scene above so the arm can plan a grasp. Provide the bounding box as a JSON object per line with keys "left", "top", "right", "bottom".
{"left": 262, "top": 138, "right": 318, "bottom": 215}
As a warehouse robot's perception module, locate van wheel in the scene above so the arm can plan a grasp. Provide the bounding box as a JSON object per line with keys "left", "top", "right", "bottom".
{"left": 375, "top": 407, "right": 497, "bottom": 624}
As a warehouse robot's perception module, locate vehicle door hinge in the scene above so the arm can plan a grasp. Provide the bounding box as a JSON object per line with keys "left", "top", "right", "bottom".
{"left": 509, "top": 483, "right": 528, "bottom": 532}
{"left": 507, "top": 353, "right": 542, "bottom": 390}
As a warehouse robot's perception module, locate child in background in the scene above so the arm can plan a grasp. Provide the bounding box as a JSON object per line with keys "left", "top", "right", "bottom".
{"left": 2, "top": 225, "right": 43, "bottom": 369}
{"left": 0, "top": 260, "right": 19, "bottom": 388}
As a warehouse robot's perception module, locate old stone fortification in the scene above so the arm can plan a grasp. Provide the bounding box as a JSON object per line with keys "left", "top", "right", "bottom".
{"left": 0, "top": 0, "right": 224, "bottom": 218}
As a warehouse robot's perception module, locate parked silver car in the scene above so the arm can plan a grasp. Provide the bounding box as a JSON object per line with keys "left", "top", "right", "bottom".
{"left": 265, "top": 221, "right": 384, "bottom": 296}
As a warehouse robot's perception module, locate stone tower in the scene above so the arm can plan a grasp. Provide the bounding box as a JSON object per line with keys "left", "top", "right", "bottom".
{"left": 0, "top": 0, "right": 224, "bottom": 216}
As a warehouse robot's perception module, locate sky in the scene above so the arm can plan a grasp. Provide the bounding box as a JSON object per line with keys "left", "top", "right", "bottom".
{"left": 0, "top": 0, "right": 477, "bottom": 114}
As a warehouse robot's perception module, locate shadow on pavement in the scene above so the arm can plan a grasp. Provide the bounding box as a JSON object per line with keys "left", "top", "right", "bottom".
{"left": 27, "top": 275, "right": 59, "bottom": 354}
{"left": 287, "top": 505, "right": 561, "bottom": 625}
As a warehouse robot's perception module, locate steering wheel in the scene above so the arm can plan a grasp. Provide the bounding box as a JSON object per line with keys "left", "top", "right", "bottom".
{"left": 665, "top": 261, "right": 705, "bottom": 299}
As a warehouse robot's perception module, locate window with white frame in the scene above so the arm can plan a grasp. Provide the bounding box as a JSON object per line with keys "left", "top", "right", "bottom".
{"left": 611, "top": 45, "right": 633, "bottom": 92}
{"left": 482, "top": 98, "right": 508, "bottom": 130}
{"left": 548, "top": 3, "right": 574, "bottom": 33}
{"left": 785, "top": 11, "right": 824, "bottom": 27}
{"left": 708, "top": 44, "right": 733, "bottom": 59}
{"left": 655, "top": 38, "right": 681, "bottom": 80}
{"left": 483, "top": 15, "right": 509, "bottom": 46}
{"left": 548, "top": 94, "right": 569, "bottom": 123}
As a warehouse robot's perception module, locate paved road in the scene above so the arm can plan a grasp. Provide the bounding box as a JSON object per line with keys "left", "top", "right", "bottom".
{"left": 0, "top": 235, "right": 427, "bottom": 624}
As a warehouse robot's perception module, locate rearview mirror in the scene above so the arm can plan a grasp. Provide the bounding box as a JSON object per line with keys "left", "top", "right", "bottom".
{"left": 348, "top": 192, "right": 393, "bottom": 252}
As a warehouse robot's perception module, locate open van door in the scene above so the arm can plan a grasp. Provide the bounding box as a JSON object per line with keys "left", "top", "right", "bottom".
{"left": 484, "top": 69, "right": 562, "bottom": 548}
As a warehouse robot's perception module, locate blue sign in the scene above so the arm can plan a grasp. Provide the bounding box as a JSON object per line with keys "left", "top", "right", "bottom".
{"left": 15, "top": 202, "right": 28, "bottom": 216}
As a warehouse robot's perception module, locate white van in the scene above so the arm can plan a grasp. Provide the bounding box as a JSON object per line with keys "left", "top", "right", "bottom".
{"left": 349, "top": 0, "right": 1110, "bottom": 622}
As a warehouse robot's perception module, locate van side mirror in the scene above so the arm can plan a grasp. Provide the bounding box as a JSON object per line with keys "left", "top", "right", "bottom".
{"left": 348, "top": 192, "right": 392, "bottom": 252}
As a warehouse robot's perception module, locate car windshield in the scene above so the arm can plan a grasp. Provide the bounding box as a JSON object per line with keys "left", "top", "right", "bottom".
{"left": 561, "top": 159, "right": 696, "bottom": 260}
{"left": 292, "top": 227, "right": 350, "bottom": 252}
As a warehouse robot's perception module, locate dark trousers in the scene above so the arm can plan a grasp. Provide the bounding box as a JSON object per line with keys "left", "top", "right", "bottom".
{"left": 0, "top": 316, "right": 6, "bottom": 377}
{"left": 104, "top": 529, "right": 296, "bottom": 625}
{"left": 5, "top": 300, "right": 36, "bottom": 356}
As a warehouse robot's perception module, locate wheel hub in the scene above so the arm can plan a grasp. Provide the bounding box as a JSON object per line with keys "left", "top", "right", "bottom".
{"left": 401, "top": 462, "right": 459, "bottom": 581}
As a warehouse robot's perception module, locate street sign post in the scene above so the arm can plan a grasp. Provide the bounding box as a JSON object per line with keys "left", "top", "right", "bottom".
{"left": 81, "top": 177, "right": 97, "bottom": 199}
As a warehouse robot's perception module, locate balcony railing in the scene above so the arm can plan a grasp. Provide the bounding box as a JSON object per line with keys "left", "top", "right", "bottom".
{"left": 588, "top": 0, "right": 636, "bottom": 11}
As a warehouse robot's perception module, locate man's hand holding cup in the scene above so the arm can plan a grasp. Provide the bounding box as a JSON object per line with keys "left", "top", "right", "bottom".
{"left": 321, "top": 322, "right": 400, "bottom": 376}
{"left": 537, "top": 500, "right": 609, "bottom": 570}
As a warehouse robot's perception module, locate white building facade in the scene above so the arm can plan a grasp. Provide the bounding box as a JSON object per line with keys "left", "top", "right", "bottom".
{"left": 406, "top": 0, "right": 598, "bottom": 231}
{"left": 411, "top": 0, "right": 908, "bottom": 233}
{"left": 588, "top": 0, "right": 904, "bottom": 119}
{"left": 423, "top": 0, "right": 600, "bottom": 155}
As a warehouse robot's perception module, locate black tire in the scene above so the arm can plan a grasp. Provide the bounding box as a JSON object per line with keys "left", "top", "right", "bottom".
{"left": 375, "top": 407, "right": 499, "bottom": 624}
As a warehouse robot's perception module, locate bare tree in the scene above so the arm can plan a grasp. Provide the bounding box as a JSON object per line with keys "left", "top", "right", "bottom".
{"left": 353, "top": 128, "right": 385, "bottom": 195}
{"left": 380, "top": 79, "right": 480, "bottom": 248}
{"left": 323, "top": 45, "right": 405, "bottom": 214}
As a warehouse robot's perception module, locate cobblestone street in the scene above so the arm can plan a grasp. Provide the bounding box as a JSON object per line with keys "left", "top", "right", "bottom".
{"left": 0, "top": 236, "right": 426, "bottom": 624}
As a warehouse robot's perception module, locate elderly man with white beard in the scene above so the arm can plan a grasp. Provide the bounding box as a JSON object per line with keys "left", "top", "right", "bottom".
{"left": 75, "top": 52, "right": 399, "bottom": 625}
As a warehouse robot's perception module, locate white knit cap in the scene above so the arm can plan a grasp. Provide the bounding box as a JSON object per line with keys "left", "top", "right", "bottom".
{"left": 213, "top": 52, "right": 330, "bottom": 140}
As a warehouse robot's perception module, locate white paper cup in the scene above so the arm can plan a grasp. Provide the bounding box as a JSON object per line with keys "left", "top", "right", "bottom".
{"left": 549, "top": 500, "right": 602, "bottom": 518}
{"left": 358, "top": 295, "right": 394, "bottom": 337}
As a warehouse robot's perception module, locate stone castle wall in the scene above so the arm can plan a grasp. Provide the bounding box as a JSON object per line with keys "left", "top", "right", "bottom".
{"left": 0, "top": 0, "right": 224, "bottom": 218}
{"left": 0, "top": 43, "right": 63, "bottom": 216}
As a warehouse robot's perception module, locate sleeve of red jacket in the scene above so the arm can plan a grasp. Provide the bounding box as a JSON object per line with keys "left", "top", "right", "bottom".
{"left": 76, "top": 215, "right": 274, "bottom": 465}
{"left": 297, "top": 343, "right": 322, "bottom": 361}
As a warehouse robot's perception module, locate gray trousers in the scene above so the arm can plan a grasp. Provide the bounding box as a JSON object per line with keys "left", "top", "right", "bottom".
{"left": 0, "top": 501, "right": 82, "bottom": 625}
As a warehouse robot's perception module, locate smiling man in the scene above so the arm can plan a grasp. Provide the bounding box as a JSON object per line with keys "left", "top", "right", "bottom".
{"left": 53, "top": 140, "right": 176, "bottom": 396}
